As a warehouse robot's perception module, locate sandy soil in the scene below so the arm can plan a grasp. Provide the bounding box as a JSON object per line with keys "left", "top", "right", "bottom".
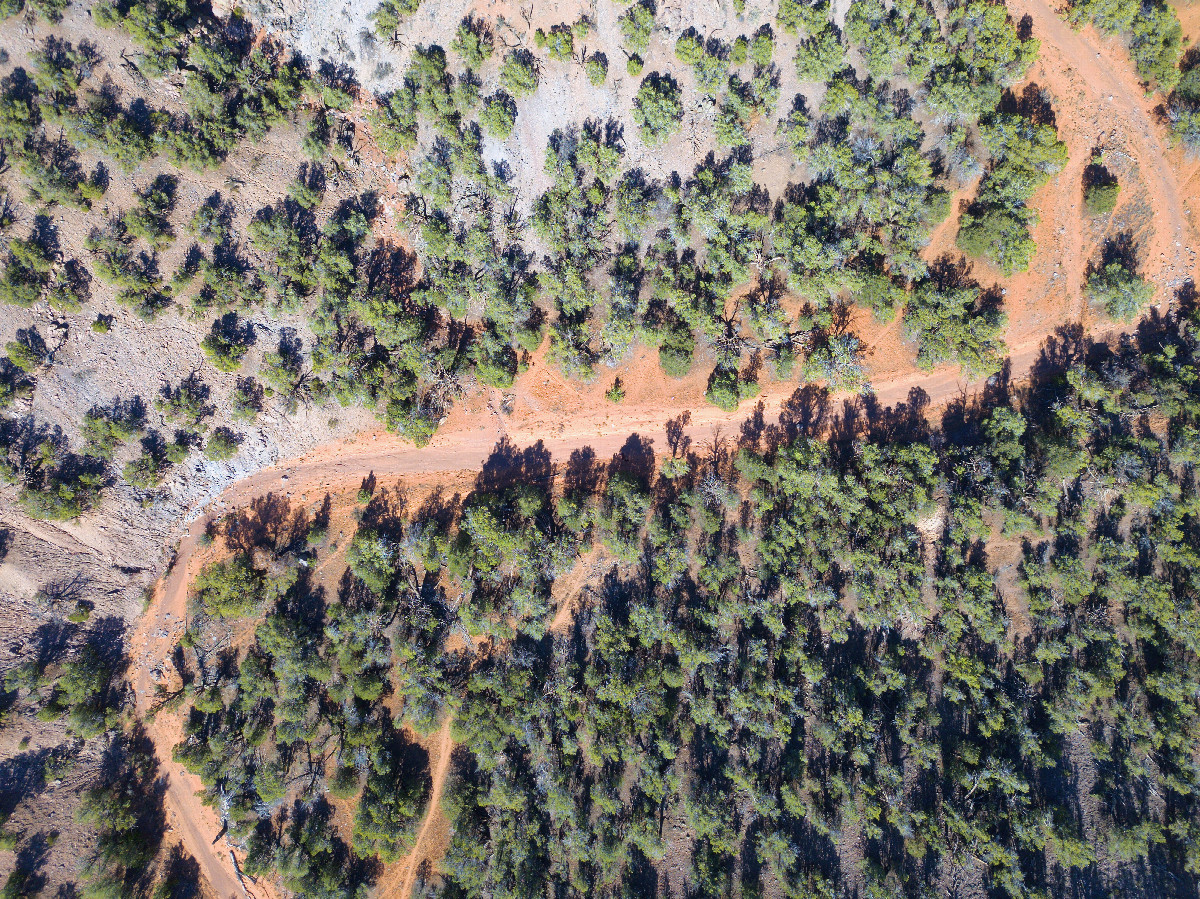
{"left": 1003, "top": 0, "right": 1196, "bottom": 322}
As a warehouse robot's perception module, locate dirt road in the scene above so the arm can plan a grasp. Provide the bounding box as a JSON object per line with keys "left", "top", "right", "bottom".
{"left": 1008, "top": 0, "right": 1194, "bottom": 321}
{"left": 130, "top": 525, "right": 264, "bottom": 899}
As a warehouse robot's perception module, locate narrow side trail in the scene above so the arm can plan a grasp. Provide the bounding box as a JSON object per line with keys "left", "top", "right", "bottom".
{"left": 375, "top": 718, "right": 456, "bottom": 899}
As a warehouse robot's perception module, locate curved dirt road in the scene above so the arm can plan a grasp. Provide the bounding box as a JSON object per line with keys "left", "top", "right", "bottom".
{"left": 127, "top": 346, "right": 1024, "bottom": 899}
{"left": 1011, "top": 0, "right": 1193, "bottom": 315}
{"left": 125, "top": 7, "right": 1198, "bottom": 897}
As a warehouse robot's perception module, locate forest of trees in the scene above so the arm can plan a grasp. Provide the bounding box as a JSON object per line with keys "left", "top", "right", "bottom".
{"left": 0, "top": 0, "right": 1196, "bottom": 896}
{"left": 0, "top": 605, "right": 205, "bottom": 899}
{"left": 159, "top": 292, "right": 1200, "bottom": 899}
